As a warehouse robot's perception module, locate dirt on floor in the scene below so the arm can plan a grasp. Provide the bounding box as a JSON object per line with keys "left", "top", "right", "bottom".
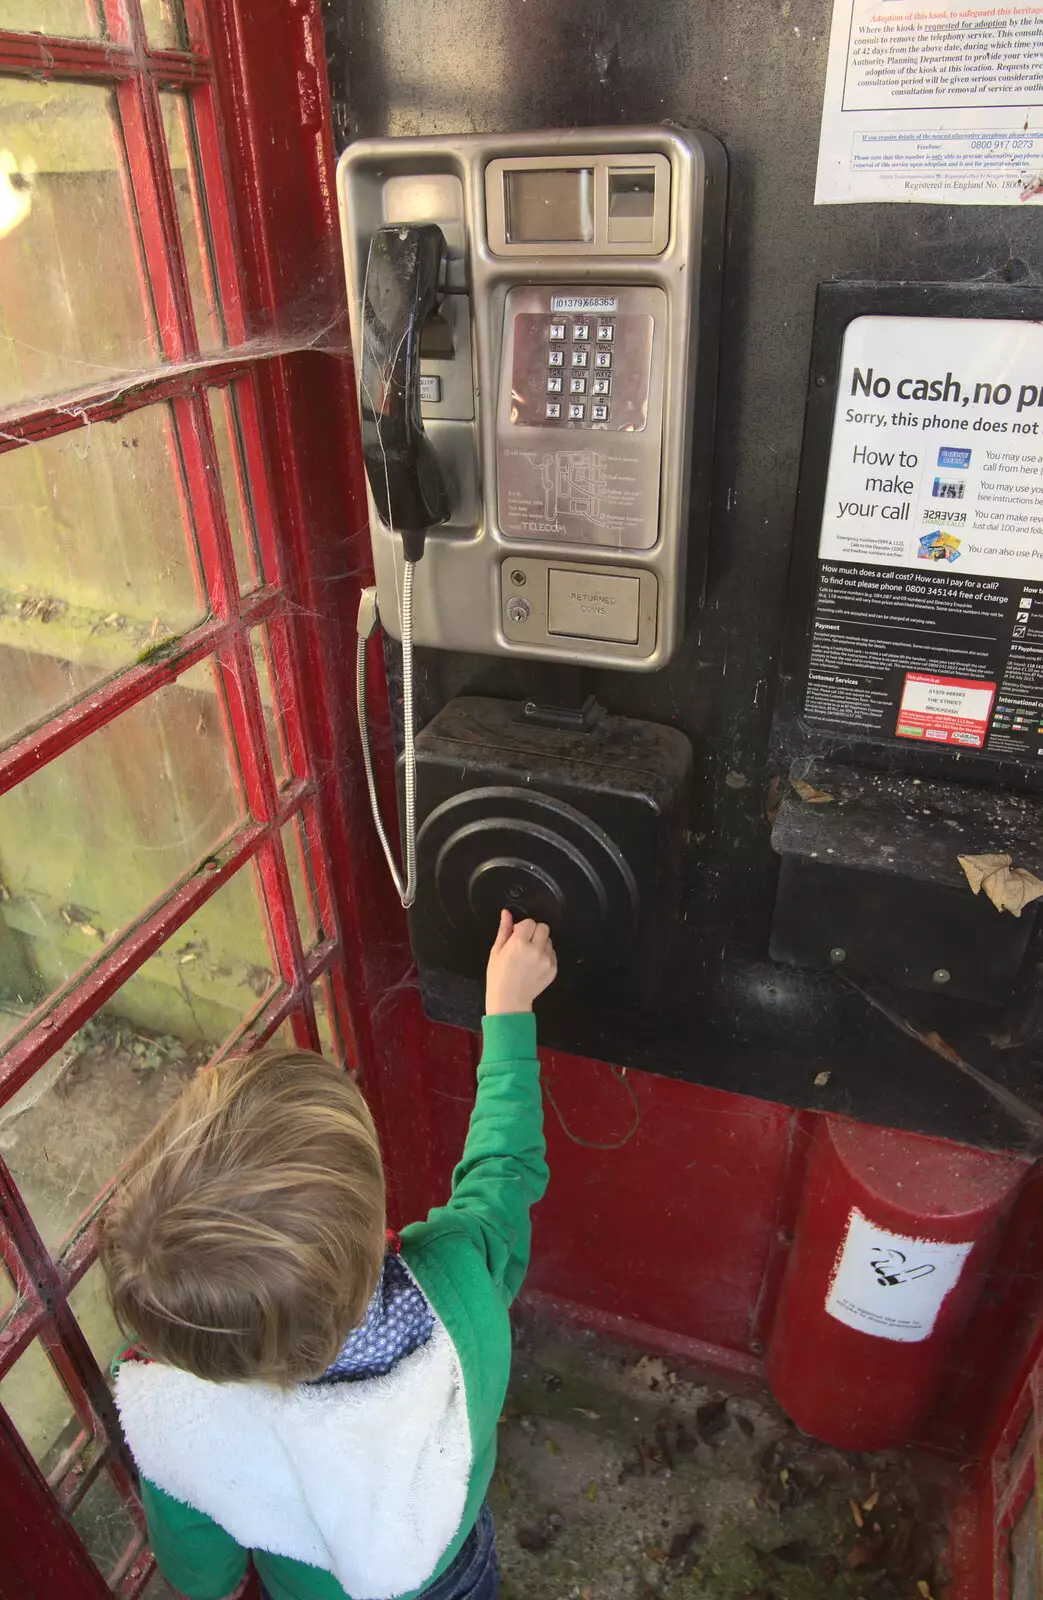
{"left": 492, "top": 1308, "right": 954, "bottom": 1600}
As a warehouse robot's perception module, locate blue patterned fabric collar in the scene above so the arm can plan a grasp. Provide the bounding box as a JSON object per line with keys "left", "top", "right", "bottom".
{"left": 319, "top": 1251, "right": 435, "bottom": 1384}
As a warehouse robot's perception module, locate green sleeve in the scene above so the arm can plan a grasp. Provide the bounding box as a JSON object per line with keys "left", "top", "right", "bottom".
{"left": 138, "top": 1477, "right": 247, "bottom": 1600}
{"left": 406, "top": 1012, "right": 548, "bottom": 1305}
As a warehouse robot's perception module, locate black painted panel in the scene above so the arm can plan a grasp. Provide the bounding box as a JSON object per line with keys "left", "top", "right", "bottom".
{"left": 321, "top": 0, "right": 1043, "bottom": 1152}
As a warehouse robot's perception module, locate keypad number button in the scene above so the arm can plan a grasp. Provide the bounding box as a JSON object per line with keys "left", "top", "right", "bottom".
{"left": 549, "top": 322, "right": 566, "bottom": 341}
{"left": 545, "top": 402, "right": 562, "bottom": 419}
{"left": 568, "top": 402, "right": 585, "bottom": 421}
{"left": 549, "top": 350, "right": 565, "bottom": 367}
{"left": 569, "top": 377, "right": 587, "bottom": 394}
{"left": 591, "top": 403, "right": 609, "bottom": 422}
{"left": 571, "top": 349, "right": 588, "bottom": 368}
{"left": 547, "top": 375, "right": 563, "bottom": 393}
{"left": 597, "top": 323, "right": 615, "bottom": 341}
{"left": 572, "top": 323, "right": 590, "bottom": 341}
{"left": 595, "top": 351, "right": 612, "bottom": 369}
{"left": 592, "top": 377, "right": 611, "bottom": 396}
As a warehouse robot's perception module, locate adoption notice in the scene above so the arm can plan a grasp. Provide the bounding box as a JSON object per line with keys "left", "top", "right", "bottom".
{"left": 804, "top": 316, "right": 1043, "bottom": 766}
{"left": 816, "top": 0, "right": 1043, "bottom": 204}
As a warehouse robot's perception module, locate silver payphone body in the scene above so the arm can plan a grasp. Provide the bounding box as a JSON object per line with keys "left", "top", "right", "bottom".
{"left": 337, "top": 127, "right": 725, "bottom": 1015}
{"left": 337, "top": 127, "right": 725, "bottom": 672}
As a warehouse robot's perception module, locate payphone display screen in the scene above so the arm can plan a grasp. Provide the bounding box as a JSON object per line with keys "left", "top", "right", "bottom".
{"left": 496, "top": 284, "right": 666, "bottom": 550}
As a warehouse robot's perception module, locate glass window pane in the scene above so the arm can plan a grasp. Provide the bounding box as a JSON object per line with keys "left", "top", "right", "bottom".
{"left": 312, "top": 974, "right": 341, "bottom": 1066}
{"left": 160, "top": 95, "right": 221, "bottom": 352}
{"left": 141, "top": 0, "right": 185, "bottom": 49}
{"left": 0, "top": 0, "right": 101, "bottom": 34}
{"left": 0, "top": 405, "right": 206, "bottom": 746}
{"left": 252, "top": 625, "right": 291, "bottom": 786}
{"left": 0, "top": 81, "right": 156, "bottom": 408}
{"left": 1, "top": 861, "right": 276, "bottom": 1254}
{"left": 70, "top": 1466, "right": 140, "bottom": 1584}
{"left": 210, "top": 388, "right": 260, "bottom": 593}
{"left": 283, "top": 815, "right": 320, "bottom": 950}
{"left": 0, "top": 1336, "right": 78, "bottom": 1474}
{"left": 1011, "top": 1489, "right": 1042, "bottom": 1600}
{"left": 0, "top": 668, "right": 244, "bottom": 1048}
{"left": 68, "top": 1262, "right": 124, "bottom": 1377}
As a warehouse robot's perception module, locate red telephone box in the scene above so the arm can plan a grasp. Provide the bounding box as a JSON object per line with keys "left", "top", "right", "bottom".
{"left": 0, "top": 5, "right": 1041, "bottom": 1599}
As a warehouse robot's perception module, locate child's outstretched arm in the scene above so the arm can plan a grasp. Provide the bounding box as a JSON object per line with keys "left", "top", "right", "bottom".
{"left": 410, "top": 911, "right": 556, "bottom": 1304}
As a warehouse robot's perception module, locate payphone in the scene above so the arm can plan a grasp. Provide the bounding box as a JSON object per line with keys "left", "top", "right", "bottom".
{"left": 337, "top": 128, "right": 725, "bottom": 1038}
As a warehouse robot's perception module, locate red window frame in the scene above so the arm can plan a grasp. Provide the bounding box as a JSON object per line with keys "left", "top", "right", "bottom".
{"left": 0, "top": 2, "right": 379, "bottom": 1593}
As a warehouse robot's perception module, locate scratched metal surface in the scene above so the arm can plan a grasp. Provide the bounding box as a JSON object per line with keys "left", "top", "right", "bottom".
{"left": 321, "top": 0, "right": 1043, "bottom": 1151}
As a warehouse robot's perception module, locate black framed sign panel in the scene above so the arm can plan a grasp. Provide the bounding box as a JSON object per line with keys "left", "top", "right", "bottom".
{"left": 774, "top": 281, "right": 1043, "bottom": 794}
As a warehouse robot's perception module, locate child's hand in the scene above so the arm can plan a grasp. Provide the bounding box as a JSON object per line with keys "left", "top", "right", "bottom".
{"left": 485, "top": 910, "right": 557, "bottom": 1014}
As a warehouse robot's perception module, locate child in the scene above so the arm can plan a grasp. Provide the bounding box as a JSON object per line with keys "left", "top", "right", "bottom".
{"left": 101, "top": 910, "right": 557, "bottom": 1600}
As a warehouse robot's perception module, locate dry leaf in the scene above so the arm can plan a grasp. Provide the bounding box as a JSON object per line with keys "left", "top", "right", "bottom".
{"left": 850, "top": 1498, "right": 865, "bottom": 1529}
{"left": 583, "top": 1479, "right": 598, "bottom": 1502}
{"left": 779, "top": 1469, "right": 790, "bottom": 1485}
{"left": 544, "top": 1436, "right": 560, "bottom": 1456}
{"left": 632, "top": 1355, "right": 670, "bottom": 1390}
{"left": 792, "top": 779, "right": 835, "bottom": 803}
{"left": 917, "top": 1583, "right": 935, "bottom": 1600}
{"left": 958, "top": 853, "right": 1043, "bottom": 917}
{"left": 814, "top": 1071, "right": 831, "bottom": 1088}
{"left": 644, "top": 1547, "right": 666, "bottom": 1563}
{"left": 572, "top": 1407, "right": 601, "bottom": 1420}
{"left": 862, "top": 1491, "right": 880, "bottom": 1512}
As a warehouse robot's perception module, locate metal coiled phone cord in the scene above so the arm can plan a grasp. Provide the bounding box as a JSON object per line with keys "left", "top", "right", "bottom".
{"left": 355, "top": 561, "right": 418, "bottom": 909}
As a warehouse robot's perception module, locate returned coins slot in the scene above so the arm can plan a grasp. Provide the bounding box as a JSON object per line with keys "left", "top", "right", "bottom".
{"left": 608, "top": 168, "right": 657, "bottom": 243}
{"left": 505, "top": 168, "right": 595, "bottom": 243}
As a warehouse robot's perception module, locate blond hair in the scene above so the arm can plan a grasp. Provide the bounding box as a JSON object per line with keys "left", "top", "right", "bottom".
{"left": 101, "top": 1049, "right": 386, "bottom": 1385}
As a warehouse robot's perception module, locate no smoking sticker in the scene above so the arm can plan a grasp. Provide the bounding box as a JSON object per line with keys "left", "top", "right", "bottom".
{"left": 825, "top": 1209, "right": 973, "bottom": 1343}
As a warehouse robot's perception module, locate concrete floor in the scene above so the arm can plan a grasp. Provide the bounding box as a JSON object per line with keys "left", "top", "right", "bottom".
{"left": 492, "top": 1308, "right": 953, "bottom": 1600}
{"left": 140, "top": 1307, "right": 954, "bottom": 1599}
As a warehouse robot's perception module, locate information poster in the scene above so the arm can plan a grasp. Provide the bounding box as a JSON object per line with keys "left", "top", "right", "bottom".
{"left": 816, "top": 0, "right": 1043, "bottom": 206}
{"left": 804, "top": 315, "right": 1043, "bottom": 764}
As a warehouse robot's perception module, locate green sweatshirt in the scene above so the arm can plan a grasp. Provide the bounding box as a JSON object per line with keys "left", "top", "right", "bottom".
{"left": 123, "top": 1012, "right": 546, "bottom": 1600}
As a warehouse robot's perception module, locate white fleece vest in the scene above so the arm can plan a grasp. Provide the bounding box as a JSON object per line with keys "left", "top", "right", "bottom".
{"left": 114, "top": 1318, "right": 472, "bottom": 1600}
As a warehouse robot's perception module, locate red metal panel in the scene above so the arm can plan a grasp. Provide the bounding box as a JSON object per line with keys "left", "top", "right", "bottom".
{"left": 528, "top": 1056, "right": 796, "bottom": 1354}
{"left": 0, "top": 1408, "right": 111, "bottom": 1599}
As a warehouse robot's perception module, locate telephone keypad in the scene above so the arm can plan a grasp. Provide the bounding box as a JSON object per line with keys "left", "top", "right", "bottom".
{"left": 510, "top": 292, "right": 655, "bottom": 433}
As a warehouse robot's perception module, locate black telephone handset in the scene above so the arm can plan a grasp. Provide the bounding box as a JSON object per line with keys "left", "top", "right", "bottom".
{"left": 356, "top": 222, "right": 454, "bottom": 909}
{"left": 359, "top": 223, "right": 451, "bottom": 560}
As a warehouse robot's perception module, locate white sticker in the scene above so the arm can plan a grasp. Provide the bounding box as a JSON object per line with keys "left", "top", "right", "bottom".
{"left": 825, "top": 1208, "right": 973, "bottom": 1343}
